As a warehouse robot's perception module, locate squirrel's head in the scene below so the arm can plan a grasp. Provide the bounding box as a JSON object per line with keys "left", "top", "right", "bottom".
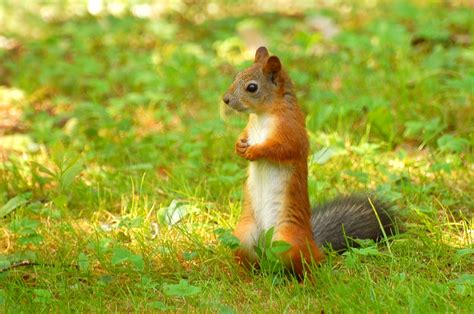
{"left": 223, "top": 47, "right": 291, "bottom": 114}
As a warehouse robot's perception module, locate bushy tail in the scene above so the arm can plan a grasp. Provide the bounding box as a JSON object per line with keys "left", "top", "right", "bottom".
{"left": 311, "top": 195, "right": 396, "bottom": 251}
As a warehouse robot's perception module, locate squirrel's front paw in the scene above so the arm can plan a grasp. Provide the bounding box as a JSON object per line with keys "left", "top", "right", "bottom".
{"left": 236, "top": 138, "right": 260, "bottom": 161}
{"left": 235, "top": 138, "right": 249, "bottom": 157}
{"left": 243, "top": 146, "right": 260, "bottom": 161}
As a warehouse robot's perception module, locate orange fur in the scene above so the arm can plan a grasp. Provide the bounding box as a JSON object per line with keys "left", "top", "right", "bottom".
{"left": 274, "top": 225, "right": 325, "bottom": 276}
{"left": 233, "top": 185, "right": 258, "bottom": 267}
{"left": 224, "top": 47, "right": 325, "bottom": 277}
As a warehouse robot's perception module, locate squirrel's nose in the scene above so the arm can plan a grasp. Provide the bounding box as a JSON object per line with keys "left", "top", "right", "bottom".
{"left": 223, "top": 96, "right": 230, "bottom": 105}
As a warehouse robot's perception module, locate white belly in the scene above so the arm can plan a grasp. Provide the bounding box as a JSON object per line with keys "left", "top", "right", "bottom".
{"left": 248, "top": 161, "right": 291, "bottom": 231}
{"left": 247, "top": 113, "right": 271, "bottom": 146}
{"left": 245, "top": 113, "right": 291, "bottom": 231}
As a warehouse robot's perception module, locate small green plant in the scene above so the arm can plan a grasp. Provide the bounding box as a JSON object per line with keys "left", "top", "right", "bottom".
{"left": 77, "top": 252, "right": 90, "bottom": 272}
{"left": 437, "top": 135, "right": 470, "bottom": 153}
{"left": 0, "top": 193, "right": 31, "bottom": 218}
{"left": 33, "top": 289, "right": 53, "bottom": 304}
{"left": 254, "top": 228, "right": 292, "bottom": 275}
{"left": 147, "top": 301, "right": 174, "bottom": 310}
{"left": 110, "top": 247, "right": 144, "bottom": 271}
{"left": 403, "top": 118, "right": 444, "bottom": 148}
{"left": 162, "top": 279, "right": 202, "bottom": 297}
{"left": 216, "top": 227, "right": 293, "bottom": 276}
{"left": 215, "top": 228, "right": 240, "bottom": 250}
{"left": 9, "top": 218, "right": 43, "bottom": 245}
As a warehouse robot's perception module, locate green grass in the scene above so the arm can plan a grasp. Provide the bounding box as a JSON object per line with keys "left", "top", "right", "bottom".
{"left": 0, "top": 0, "right": 473, "bottom": 312}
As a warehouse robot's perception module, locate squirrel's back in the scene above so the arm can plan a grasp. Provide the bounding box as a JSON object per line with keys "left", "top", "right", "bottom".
{"left": 311, "top": 195, "right": 395, "bottom": 251}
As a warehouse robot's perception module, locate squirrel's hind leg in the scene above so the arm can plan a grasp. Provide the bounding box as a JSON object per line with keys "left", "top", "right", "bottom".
{"left": 274, "top": 225, "right": 325, "bottom": 277}
{"left": 233, "top": 208, "right": 259, "bottom": 268}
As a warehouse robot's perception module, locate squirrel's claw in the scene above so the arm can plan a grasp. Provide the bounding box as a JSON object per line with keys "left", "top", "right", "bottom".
{"left": 235, "top": 138, "right": 259, "bottom": 161}
{"left": 235, "top": 138, "right": 249, "bottom": 157}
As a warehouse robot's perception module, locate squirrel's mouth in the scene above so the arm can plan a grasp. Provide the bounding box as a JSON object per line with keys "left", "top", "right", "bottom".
{"left": 226, "top": 100, "right": 250, "bottom": 113}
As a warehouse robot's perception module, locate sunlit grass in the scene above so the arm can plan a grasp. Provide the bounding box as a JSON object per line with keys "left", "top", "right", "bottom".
{"left": 0, "top": 0, "right": 473, "bottom": 312}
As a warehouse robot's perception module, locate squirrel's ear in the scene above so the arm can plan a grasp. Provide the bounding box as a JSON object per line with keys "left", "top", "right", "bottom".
{"left": 263, "top": 56, "right": 281, "bottom": 84}
{"left": 254, "top": 47, "right": 269, "bottom": 64}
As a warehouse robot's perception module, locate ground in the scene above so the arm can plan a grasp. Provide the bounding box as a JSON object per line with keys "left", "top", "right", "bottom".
{"left": 0, "top": 1, "right": 473, "bottom": 312}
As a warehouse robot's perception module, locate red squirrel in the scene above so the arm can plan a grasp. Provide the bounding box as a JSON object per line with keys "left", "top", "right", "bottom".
{"left": 222, "top": 47, "right": 394, "bottom": 277}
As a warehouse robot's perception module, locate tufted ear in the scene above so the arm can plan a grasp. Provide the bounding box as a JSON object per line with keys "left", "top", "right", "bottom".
{"left": 263, "top": 56, "right": 281, "bottom": 84}
{"left": 254, "top": 46, "right": 269, "bottom": 64}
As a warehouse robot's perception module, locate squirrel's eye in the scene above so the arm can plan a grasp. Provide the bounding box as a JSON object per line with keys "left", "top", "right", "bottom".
{"left": 246, "top": 83, "right": 258, "bottom": 93}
